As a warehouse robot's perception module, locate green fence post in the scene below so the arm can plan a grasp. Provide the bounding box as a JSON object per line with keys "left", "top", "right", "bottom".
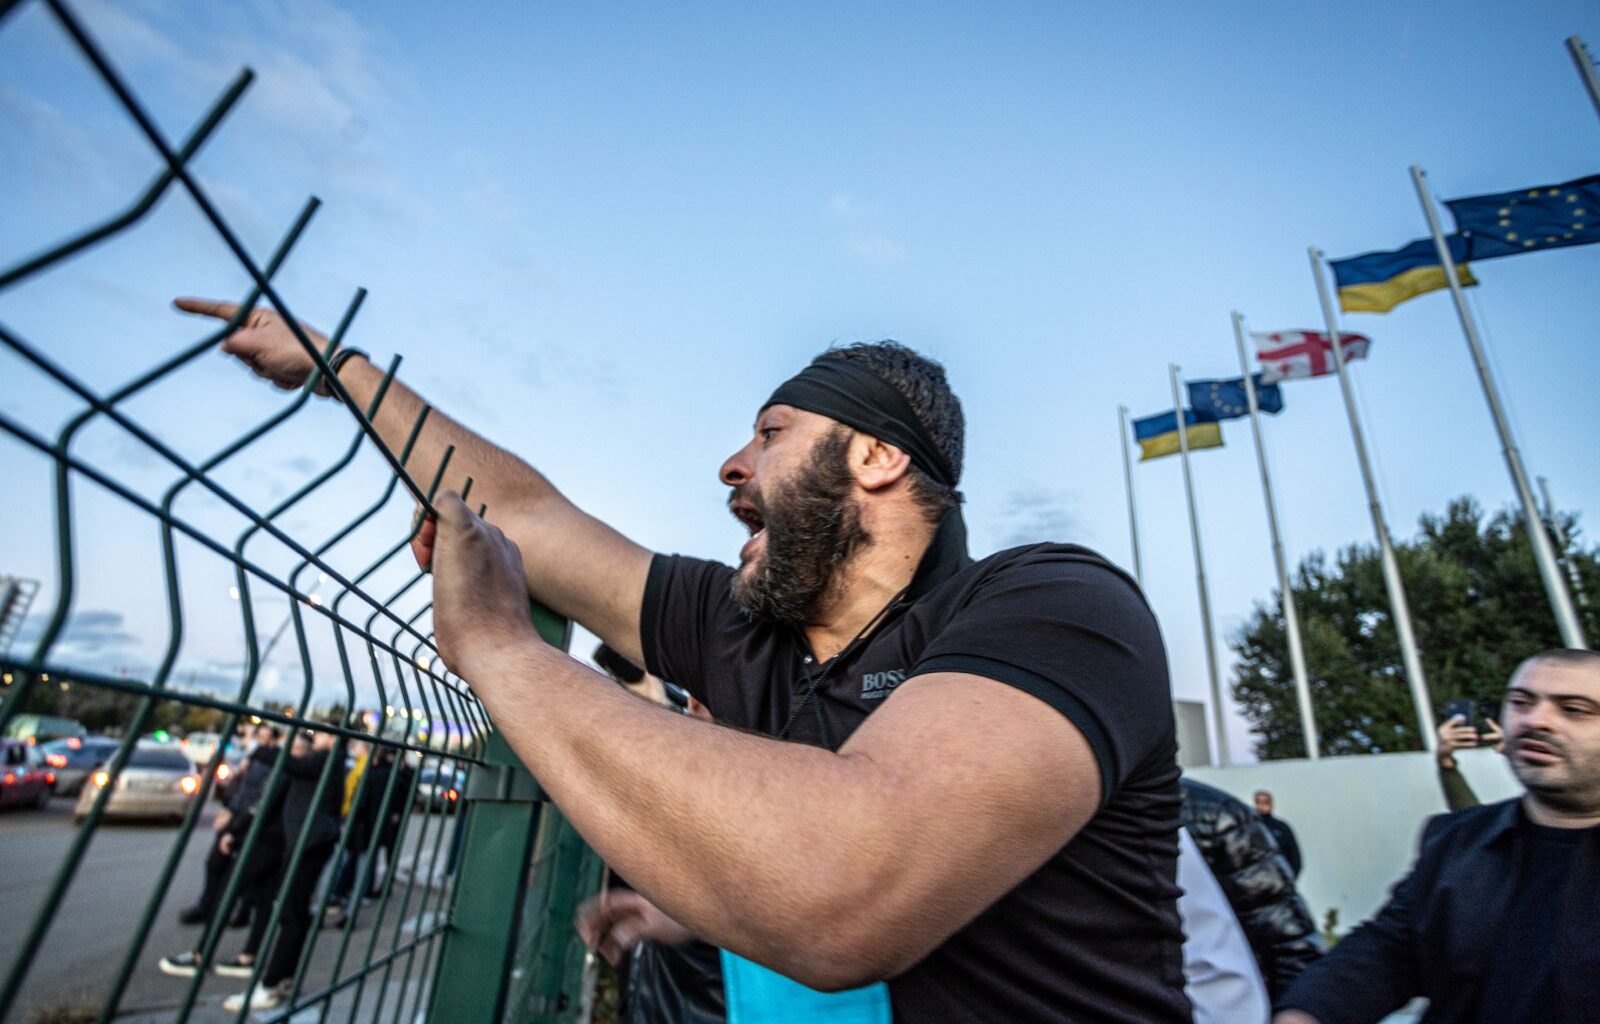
{"left": 504, "top": 806, "right": 608, "bottom": 1023}
{"left": 425, "top": 602, "right": 577, "bottom": 1024}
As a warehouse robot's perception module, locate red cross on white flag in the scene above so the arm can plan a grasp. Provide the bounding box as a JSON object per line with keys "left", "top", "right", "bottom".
{"left": 1252, "top": 330, "right": 1372, "bottom": 383}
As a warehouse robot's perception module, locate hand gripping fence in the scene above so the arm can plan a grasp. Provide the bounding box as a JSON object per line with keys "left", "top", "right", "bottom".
{"left": 0, "top": 2, "right": 606, "bottom": 1021}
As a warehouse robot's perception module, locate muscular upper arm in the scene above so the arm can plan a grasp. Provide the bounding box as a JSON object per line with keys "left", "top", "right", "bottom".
{"left": 825, "top": 671, "right": 1100, "bottom": 978}
{"left": 495, "top": 496, "right": 654, "bottom": 666}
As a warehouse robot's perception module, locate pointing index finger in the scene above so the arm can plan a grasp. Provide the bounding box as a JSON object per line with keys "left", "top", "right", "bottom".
{"left": 173, "top": 297, "right": 241, "bottom": 320}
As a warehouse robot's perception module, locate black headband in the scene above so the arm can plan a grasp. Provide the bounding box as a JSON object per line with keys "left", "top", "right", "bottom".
{"left": 762, "top": 357, "right": 957, "bottom": 488}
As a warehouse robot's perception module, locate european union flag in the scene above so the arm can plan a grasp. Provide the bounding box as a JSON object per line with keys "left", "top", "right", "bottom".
{"left": 1447, "top": 174, "right": 1600, "bottom": 260}
{"left": 1187, "top": 375, "right": 1284, "bottom": 421}
{"left": 1131, "top": 408, "right": 1222, "bottom": 461}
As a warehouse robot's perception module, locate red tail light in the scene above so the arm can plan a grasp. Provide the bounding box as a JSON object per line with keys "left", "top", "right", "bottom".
{"left": 3, "top": 772, "right": 14, "bottom": 785}
{"left": 45, "top": 772, "right": 56, "bottom": 785}
{"left": 445, "top": 788, "right": 459, "bottom": 802}
{"left": 46, "top": 753, "right": 68, "bottom": 768}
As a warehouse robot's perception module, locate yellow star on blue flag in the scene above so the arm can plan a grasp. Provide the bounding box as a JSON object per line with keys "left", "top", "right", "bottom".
{"left": 1186, "top": 374, "right": 1284, "bottom": 421}
{"left": 1447, "top": 173, "right": 1600, "bottom": 260}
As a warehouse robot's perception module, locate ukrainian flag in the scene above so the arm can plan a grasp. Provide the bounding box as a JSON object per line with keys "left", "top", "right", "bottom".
{"left": 1132, "top": 409, "right": 1223, "bottom": 462}
{"left": 1329, "top": 235, "right": 1477, "bottom": 314}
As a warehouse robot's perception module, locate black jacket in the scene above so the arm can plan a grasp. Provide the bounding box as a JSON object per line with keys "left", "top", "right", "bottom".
{"left": 279, "top": 747, "right": 345, "bottom": 849}
{"left": 225, "top": 745, "right": 278, "bottom": 825}
{"left": 1260, "top": 813, "right": 1303, "bottom": 878}
{"left": 1179, "top": 778, "right": 1323, "bottom": 998}
{"left": 1277, "top": 799, "right": 1600, "bottom": 1023}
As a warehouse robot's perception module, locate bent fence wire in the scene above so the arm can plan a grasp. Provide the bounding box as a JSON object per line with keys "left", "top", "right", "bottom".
{"left": 0, "top": 2, "right": 602, "bottom": 1022}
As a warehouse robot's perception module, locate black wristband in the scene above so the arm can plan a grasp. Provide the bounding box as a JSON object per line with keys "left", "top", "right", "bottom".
{"left": 317, "top": 347, "right": 369, "bottom": 398}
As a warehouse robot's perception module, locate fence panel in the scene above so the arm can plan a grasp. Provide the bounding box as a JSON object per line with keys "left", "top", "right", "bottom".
{"left": 0, "top": 2, "right": 603, "bottom": 1021}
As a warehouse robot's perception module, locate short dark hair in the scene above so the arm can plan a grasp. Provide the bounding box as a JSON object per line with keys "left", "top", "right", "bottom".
{"left": 1515, "top": 648, "right": 1600, "bottom": 679}
{"left": 815, "top": 341, "right": 964, "bottom": 521}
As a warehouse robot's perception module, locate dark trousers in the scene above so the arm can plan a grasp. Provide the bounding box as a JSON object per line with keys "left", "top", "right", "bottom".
{"left": 262, "top": 840, "right": 335, "bottom": 987}
{"left": 332, "top": 846, "right": 388, "bottom": 901}
{"left": 197, "top": 831, "right": 234, "bottom": 916}
{"left": 237, "top": 831, "right": 286, "bottom": 958}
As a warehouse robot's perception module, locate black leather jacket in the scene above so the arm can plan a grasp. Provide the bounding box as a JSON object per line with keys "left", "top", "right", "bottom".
{"left": 1179, "top": 778, "right": 1323, "bottom": 997}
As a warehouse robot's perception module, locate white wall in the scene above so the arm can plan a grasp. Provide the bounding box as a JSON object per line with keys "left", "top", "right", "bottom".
{"left": 1187, "top": 748, "right": 1521, "bottom": 934}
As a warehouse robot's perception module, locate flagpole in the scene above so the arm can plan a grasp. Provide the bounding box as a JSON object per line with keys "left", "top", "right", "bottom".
{"left": 1568, "top": 36, "right": 1600, "bottom": 124}
{"left": 1538, "top": 475, "right": 1590, "bottom": 611}
{"left": 1308, "top": 247, "right": 1437, "bottom": 751}
{"left": 1409, "top": 165, "right": 1588, "bottom": 650}
{"left": 1118, "top": 404, "right": 1144, "bottom": 589}
{"left": 1169, "top": 363, "right": 1228, "bottom": 766}
{"left": 1232, "top": 312, "right": 1318, "bottom": 760}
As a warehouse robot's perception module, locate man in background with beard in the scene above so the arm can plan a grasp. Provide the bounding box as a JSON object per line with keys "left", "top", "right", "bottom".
{"left": 182, "top": 297, "right": 1190, "bottom": 1023}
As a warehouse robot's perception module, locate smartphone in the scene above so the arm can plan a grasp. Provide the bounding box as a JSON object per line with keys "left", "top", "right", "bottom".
{"left": 1443, "top": 698, "right": 1475, "bottom": 729}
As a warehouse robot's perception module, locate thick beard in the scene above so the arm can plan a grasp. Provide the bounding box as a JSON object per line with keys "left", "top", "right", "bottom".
{"left": 731, "top": 428, "right": 870, "bottom": 625}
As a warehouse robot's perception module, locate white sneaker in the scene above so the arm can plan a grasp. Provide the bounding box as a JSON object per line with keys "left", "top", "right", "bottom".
{"left": 157, "top": 951, "right": 202, "bottom": 977}
{"left": 222, "top": 982, "right": 287, "bottom": 1012}
{"left": 212, "top": 954, "right": 258, "bottom": 979}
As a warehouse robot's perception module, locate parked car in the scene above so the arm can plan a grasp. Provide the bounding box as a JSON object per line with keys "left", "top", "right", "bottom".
{"left": 4, "top": 714, "right": 87, "bottom": 745}
{"left": 0, "top": 737, "right": 56, "bottom": 809}
{"left": 40, "top": 736, "right": 122, "bottom": 796}
{"left": 414, "top": 763, "right": 468, "bottom": 812}
{"left": 74, "top": 742, "right": 201, "bottom": 823}
{"left": 180, "top": 730, "right": 224, "bottom": 768}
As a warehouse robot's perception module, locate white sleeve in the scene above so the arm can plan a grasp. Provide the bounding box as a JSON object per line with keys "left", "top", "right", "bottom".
{"left": 1176, "top": 827, "right": 1271, "bottom": 1024}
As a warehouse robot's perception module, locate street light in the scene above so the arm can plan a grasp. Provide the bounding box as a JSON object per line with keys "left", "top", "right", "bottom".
{"left": 226, "top": 577, "right": 331, "bottom": 668}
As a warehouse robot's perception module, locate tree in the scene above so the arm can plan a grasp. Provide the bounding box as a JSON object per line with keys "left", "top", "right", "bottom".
{"left": 1232, "top": 497, "right": 1600, "bottom": 760}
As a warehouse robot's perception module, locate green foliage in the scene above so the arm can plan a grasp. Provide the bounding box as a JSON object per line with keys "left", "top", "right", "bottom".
{"left": 1232, "top": 497, "right": 1600, "bottom": 760}
{"left": 1319, "top": 908, "right": 1341, "bottom": 949}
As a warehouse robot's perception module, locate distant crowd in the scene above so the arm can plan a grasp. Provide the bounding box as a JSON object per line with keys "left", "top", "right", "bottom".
{"left": 155, "top": 723, "right": 423, "bottom": 1014}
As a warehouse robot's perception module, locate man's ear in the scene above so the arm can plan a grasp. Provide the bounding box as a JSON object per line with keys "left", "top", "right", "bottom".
{"left": 853, "top": 433, "right": 913, "bottom": 492}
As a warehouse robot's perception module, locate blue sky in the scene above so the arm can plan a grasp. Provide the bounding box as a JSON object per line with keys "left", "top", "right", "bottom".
{"left": 2, "top": 0, "right": 1596, "bottom": 758}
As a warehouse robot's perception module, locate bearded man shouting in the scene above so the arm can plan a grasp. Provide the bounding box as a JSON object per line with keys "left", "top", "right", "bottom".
{"left": 185, "top": 295, "right": 1189, "bottom": 1024}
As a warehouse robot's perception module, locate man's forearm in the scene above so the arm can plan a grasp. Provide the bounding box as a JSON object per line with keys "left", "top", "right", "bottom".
{"left": 469, "top": 639, "right": 913, "bottom": 986}
{"left": 335, "top": 357, "right": 652, "bottom": 654}
{"left": 335, "top": 356, "right": 555, "bottom": 523}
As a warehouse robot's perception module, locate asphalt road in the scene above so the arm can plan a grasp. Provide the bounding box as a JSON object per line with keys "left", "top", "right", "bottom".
{"left": 0, "top": 794, "right": 458, "bottom": 1023}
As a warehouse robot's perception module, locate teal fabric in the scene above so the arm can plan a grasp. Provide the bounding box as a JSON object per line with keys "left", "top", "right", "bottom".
{"left": 720, "top": 951, "right": 892, "bottom": 1024}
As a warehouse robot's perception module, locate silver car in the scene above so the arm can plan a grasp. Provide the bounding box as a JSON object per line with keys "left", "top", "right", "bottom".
{"left": 74, "top": 742, "right": 201, "bottom": 823}
{"left": 42, "top": 736, "right": 122, "bottom": 797}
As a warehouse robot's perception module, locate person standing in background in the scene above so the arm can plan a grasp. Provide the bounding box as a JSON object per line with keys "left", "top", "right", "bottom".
{"left": 1435, "top": 714, "right": 1504, "bottom": 813}
{"left": 1253, "top": 790, "right": 1303, "bottom": 878}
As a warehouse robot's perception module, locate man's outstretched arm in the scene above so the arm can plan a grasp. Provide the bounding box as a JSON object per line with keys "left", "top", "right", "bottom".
{"left": 176, "top": 298, "right": 653, "bottom": 664}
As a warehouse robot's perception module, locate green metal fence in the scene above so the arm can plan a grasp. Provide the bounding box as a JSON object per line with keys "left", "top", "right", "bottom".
{"left": 0, "top": 2, "right": 603, "bottom": 1021}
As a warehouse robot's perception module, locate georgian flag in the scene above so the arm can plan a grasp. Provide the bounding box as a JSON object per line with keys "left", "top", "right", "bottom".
{"left": 1251, "top": 330, "right": 1372, "bottom": 383}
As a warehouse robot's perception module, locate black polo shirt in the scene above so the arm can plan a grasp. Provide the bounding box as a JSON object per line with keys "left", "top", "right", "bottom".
{"left": 640, "top": 512, "right": 1189, "bottom": 1024}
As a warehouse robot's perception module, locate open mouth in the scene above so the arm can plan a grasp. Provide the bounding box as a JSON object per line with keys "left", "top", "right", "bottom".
{"left": 1514, "top": 738, "right": 1562, "bottom": 764}
{"left": 729, "top": 499, "right": 766, "bottom": 539}
{"left": 1510, "top": 736, "right": 1561, "bottom": 768}
{"left": 729, "top": 497, "right": 767, "bottom": 563}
